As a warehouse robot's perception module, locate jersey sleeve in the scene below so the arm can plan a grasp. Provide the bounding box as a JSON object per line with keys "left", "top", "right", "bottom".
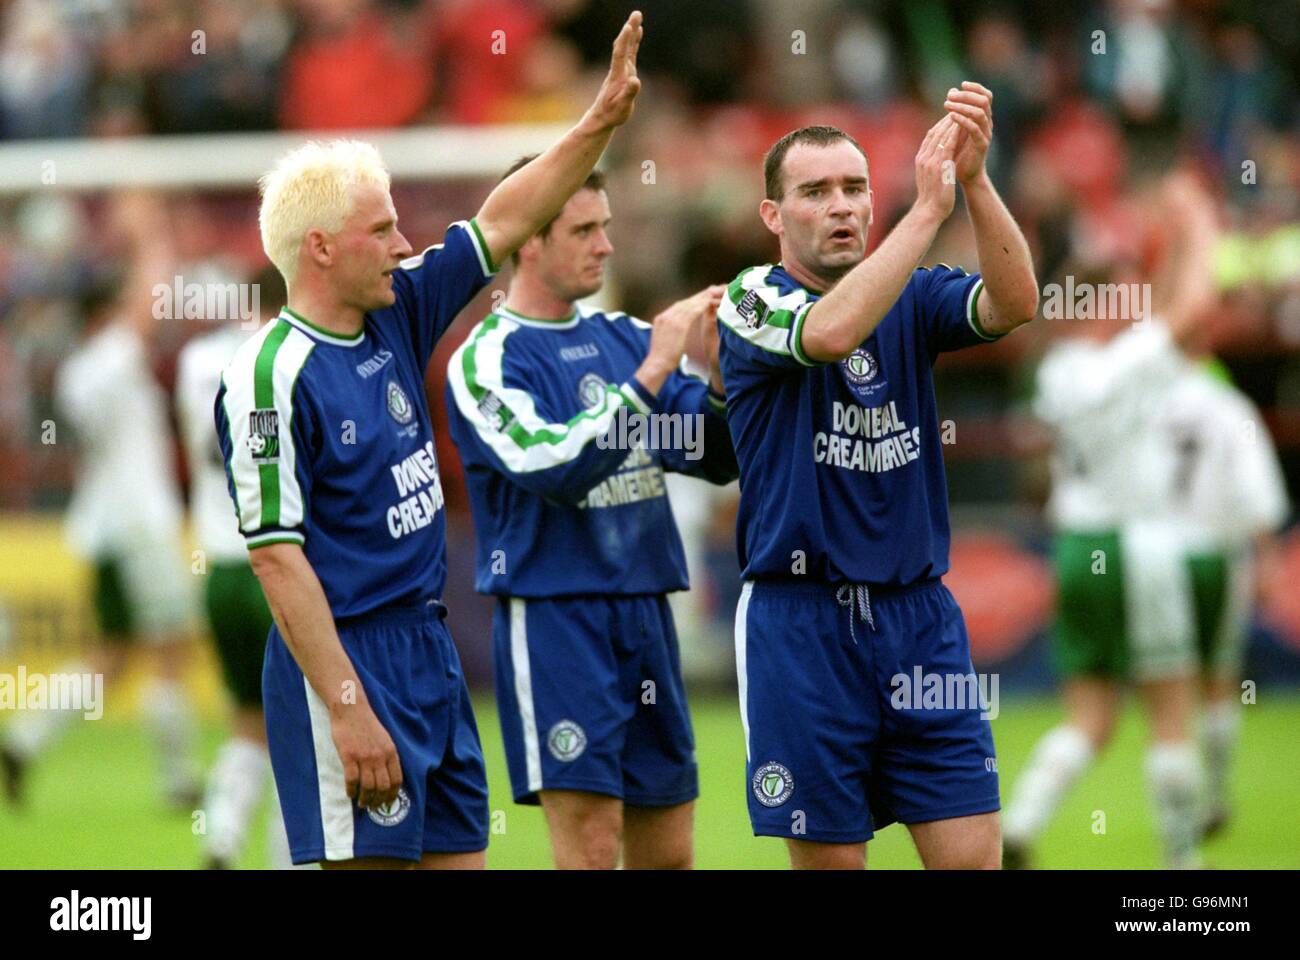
{"left": 176, "top": 343, "right": 216, "bottom": 473}
{"left": 389, "top": 218, "right": 498, "bottom": 367}
{"left": 214, "top": 326, "right": 318, "bottom": 549}
{"left": 1230, "top": 401, "right": 1291, "bottom": 535}
{"left": 55, "top": 328, "right": 141, "bottom": 438}
{"left": 445, "top": 316, "right": 655, "bottom": 506}
{"left": 717, "top": 266, "right": 822, "bottom": 376}
{"left": 648, "top": 364, "right": 739, "bottom": 484}
{"left": 916, "top": 264, "right": 995, "bottom": 355}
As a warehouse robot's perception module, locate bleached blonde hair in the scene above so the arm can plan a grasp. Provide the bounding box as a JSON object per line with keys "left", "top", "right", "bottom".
{"left": 257, "top": 139, "right": 392, "bottom": 285}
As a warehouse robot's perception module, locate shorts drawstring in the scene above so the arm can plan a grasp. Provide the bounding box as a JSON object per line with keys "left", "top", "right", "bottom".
{"left": 835, "top": 583, "right": 875, "bottom": 644}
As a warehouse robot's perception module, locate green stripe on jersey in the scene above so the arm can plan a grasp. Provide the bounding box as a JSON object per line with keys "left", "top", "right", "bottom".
{"left": 254, "top": 321, "right": 292, "bottom": 527}
{"left": 468, "top": 217, "right": 498, "bottom": 275}
{"left": 725, "top": 267, "right": 796, "bottom": 330}
{"left": 966, "top": 279, "right": 1000, "bottom": 341}
{"left": 460, "top": 314, "right": 633, "bottom": 452}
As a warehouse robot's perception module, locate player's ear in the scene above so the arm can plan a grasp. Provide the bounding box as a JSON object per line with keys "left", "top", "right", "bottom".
{"left": 758, "top": 198, "right": 782, "bottom": 237}
{"left": 518, "top": 233, "right": 543, "bottom": 265}
{"left": 867, "top": 187, "right": 875, "bottom": 228}
{"left": 303, "top": 228, "right": 333, "bottom": 269}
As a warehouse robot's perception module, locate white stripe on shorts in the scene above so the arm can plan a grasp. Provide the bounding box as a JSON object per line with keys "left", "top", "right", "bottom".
{"left": 735, "top": 581, "right": 753, "bottom": 764}
{"left": 510, "top": 598, "right": 543, "bottom": 793}
{"left": 304, "top": 677, "right": 354, "bottom": 860}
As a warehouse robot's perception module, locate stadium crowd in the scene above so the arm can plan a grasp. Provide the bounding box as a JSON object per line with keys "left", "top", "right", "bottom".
{"left": 1, "top": 0, "right": 1297, "bottom": 517}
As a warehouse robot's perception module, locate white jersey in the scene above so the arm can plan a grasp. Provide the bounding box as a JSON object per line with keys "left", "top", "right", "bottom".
{"left": 1035, "top": 321, "right": 1187, "bottom": 529}
{"left": 56, "top": 322, "right": 184, "bottom": 557}
{"left": 176, "top": 325, "right": 251, "bottom": 563}
{"left": 1161, "top": 365, "right": 1289, "bottom": 550}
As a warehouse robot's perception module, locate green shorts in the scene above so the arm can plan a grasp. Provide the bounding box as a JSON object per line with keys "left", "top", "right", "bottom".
{"left": 204, "top": 562, "right": 274, "bottom": 707}
{"left": 1052, "top": 529, "right": 1235, "bottom": 681}
{"left": 92, "top": 558, "right": 136, "bottom": 640}
{"left": 1186, "top": 549, "right": 1250, "bottom": 677}
{"left": 90, "top": 543, "right": 195, "bottom": 642}
{"left": 1051, "top": 530, "right": 1130, "bottom": 678}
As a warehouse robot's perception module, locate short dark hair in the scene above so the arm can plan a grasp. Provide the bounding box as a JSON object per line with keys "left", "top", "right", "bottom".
{"left": 500, "top": 154, "right": 607, "bottom": 265}
{"left": 764, "top": 126, "right": 868, "bottom": 201}
{"left": 75, "top": 267, "right": 124, "bottom": 329}
{"left": 251, "top": 264, "right": 287, "bottom": 323}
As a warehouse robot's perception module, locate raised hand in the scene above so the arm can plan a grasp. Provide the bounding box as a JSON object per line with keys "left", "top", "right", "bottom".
{"left": 583, "top": 11, "right": 644, "bottom": 132}
{"left": 943, "top": 81, "right": 993, "bottom": 184}
{"left": 638, "top": 284, "right": 725, "bottom": 396}
{"left": 914, "top": 115, "right": 959, "bottom": 222}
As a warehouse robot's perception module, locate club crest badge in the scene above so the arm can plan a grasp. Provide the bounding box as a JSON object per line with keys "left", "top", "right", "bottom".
{"left": 752, "top": 762, "right": 794, "bottom": 807}
{"left": 386, "top": 379, "right": 414, "bottom": 425}
{"left": 578, "top": 372, "right": 608, "bottom": 410}
{"left": 366, "top": 786, "right": 411, "bottom": 827}
{"left": 841, "top": 348, "right": 879, "bottom": 385}
{"left": 547, "top": 720, "right": 588, "bottom": 762}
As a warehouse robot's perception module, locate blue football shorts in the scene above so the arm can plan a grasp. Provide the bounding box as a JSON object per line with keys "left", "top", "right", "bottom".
{"left": 264, "top": 599, "right": 489, "bottom": 864}
{"left": 735, "top": 578, "right": 999, "bottom": 844}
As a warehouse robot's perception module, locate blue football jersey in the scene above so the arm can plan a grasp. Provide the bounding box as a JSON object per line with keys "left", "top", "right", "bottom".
{"left": 717, "top": 262, "right": 997, "bottom": 587}
{"left": 445, "top": 304, "right": 738, "bottom": 597}
{"left": 215, "top": 219, "right": 495, "bottom": 618}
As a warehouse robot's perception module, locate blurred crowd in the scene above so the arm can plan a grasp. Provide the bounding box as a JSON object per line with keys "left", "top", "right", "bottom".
{"left": 2, "top": 0, "right": 1299, "bottom": 516}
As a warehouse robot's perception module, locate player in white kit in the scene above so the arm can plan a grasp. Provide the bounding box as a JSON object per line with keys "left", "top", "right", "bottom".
{"left": 1158, "top": 357, "right": 1289, "bottom": 837}
{"left": 176, "top": 266, "right": 298, "bottom": 868}
{"left": 1004, "top": 174, "right": 1223, "bottom": 868}
{"left": 2, "top": 259, "right": 202, "bottom": 811}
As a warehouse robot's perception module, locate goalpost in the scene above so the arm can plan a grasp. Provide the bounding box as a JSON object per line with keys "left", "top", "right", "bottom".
{"left": 0, "top": 124, "right": 571, "bottom": 193}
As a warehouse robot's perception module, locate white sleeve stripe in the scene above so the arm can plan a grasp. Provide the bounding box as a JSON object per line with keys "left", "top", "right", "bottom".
{"left": 456, "top": 219, "right": 494, "bottom": 279}
{"left": 221, "top": 323, "right": 313, "bottom": 534}
{"left": 789, "top": 301, "right": 818, "bottom": 366}
{"left": 448, "top": 320, "right": 641, "bottom": 474}
{"left": 220, "top": 325, "right": 279, "bottom": 529}
{"left": 271, "top": 331, "right": 314, "bottom": 530}
{"left": 966, "top": 279, "right": 997, "bottom": 340}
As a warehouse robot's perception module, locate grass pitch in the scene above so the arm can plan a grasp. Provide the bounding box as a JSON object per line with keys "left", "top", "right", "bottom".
{"left": 1, "top": 693, "right": 1296, "bottom": 869}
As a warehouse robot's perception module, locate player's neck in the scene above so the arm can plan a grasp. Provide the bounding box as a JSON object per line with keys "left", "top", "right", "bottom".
{"left": 285, "top": 292, "right": 365, "bottom": 338}
{"left": 502, "top": 274, "right": 577, "bottom": 322}
{"left": 779, "top": 256, "right": 841, "bottom": 295}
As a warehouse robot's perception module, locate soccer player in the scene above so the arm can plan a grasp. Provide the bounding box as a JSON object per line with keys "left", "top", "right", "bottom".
{"left": 2, "top": 229, "right": 202, "bottom": 811}
{"left": 1162, "top": 358, "right": 1288, "bottom": 839}
{"left": 214, "top": 12, "right": 645, "bottom": 869}
{"left": 177, "top": 265, "right": 295, "bottom": 869}
{"left": 444, "top": 155, "right": 737, "bottom": 869}
{"left": 1003, "top": 174, "right": 1229, "bottom": 869}
{"left": 717, "top": 84, "right": 1039, "bottom": 869}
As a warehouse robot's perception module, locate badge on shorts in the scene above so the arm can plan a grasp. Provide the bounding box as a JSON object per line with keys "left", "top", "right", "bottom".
{"left": 366, "top": 786, "right": 411, "bottom": 827}
{"left": 246, "top": 408, "right": 280, "bottom": 462}
{"left": 752, "top": 762, "right": 794, "bottom": 807}
{"left": 547, "top": 720, "right": 587, "bottom": 762}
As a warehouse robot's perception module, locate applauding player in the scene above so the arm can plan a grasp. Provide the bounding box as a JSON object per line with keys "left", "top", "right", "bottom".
{"left": 446, "top": 155, "right": 736, "bottom": 869}
{"left": 718, "top": 84, "right": 1038, "bottom": 869}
